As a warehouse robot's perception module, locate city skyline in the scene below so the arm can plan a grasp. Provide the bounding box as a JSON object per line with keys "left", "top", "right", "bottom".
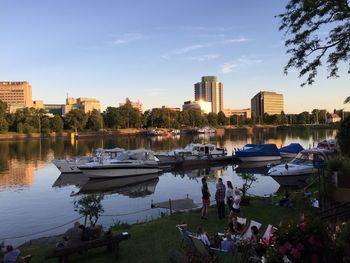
{"left": 0, "top": 0, "right": 349, "bottom": 113}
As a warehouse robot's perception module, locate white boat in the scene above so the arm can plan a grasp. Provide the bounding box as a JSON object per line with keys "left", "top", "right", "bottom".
{"left": 316, "top": 138, "right": 337, "bottom": 153}
{"left": 235, "top": 144, "right": 281, "bottom": 162}
{"left": 155, "top": 143, "right": 227, "bottom": 164}
{"left": 78, "top": 149, "right": 162, "bottom": 179}
{"left": 52, "top": 148, "right": 125, "bottom": 173}
{"left": 267, "top": 149, "right": 334, "bottom": 186}
{"left": 196, "top": 127, "right": 216, "bottom": 134}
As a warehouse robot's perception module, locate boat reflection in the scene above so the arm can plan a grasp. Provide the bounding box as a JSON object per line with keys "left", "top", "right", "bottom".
{"left": 172, "top": 165, "right": 226, "bottom": 180}
{"left": 234, "top": 160, "right": 281, "bottom": 175}
{"left": 52, "top": 173, "right": 89, "bottom": 188}
{"left": 76, "top": 173, "right": 159, "bottom": 198}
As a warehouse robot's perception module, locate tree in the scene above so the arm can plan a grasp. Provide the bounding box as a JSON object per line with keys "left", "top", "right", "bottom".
{"left": 207, "top": 112, "right": 218, "bottom": 126}
{"left": 51, "top": 115, "right": 64, "bottom": 132}
{"left": 279, "top": 0, "right": 350, "bottom": 86}
{"left": 86, "top": 109, "right": 103, "bottom": 131}
{"left": 218, "top": 111, "right": 228, "bottom": 126}
{"left": 0, "top": 116, "right": 8, "bottom": 132}
{"left": 65, "top": 109, "right": 88, "bottom": 131}
{"left": 0, "top": 100, "right": 7, "bottom": 116}
{"left": 337, "top": 115, "right": 350, "bottom": 157}
{"left": 74, "top": 194, "right": 104, "bottom": 227}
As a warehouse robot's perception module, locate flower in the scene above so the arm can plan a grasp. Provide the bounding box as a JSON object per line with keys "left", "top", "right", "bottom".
{"left": 291, "top": 248, "right": 301, "bottom": 259}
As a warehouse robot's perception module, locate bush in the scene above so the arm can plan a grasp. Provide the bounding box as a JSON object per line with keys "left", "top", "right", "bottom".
{"left": 337, "top": 115, "right": 350, "bottom": 157}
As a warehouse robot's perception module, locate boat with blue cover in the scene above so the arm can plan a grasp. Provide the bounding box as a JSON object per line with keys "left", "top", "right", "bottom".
{"left": 235, "top": 144, "right": 281, "bottom": 162}
{"left": 279, "top": 143, "right": 304, "bottom": 158}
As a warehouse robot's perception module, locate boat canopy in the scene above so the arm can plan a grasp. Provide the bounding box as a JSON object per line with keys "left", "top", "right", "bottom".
{"left": 279, "top": 143, "right": 304, "bottom": 153}
{"left": 235, "top": 144, "right": 280, "bottom": 157}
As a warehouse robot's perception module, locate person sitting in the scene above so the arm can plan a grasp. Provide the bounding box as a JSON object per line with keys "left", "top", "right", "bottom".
{"left": 176, "top": 223, "right": 192, "bottom": 236}
{"left": 64, "top": 221, "right": 83, "bottom": 246}
{"left": 220, "top": 233, "right": 235, "bottom": 254}
{"left": 2, "top": 245, "right": 20, "bottom": 263}
{"left": 250, "top": 226, "right": 261, "bottom": 246}
{"left": 196, "top": 227, "right": 210, "bottom": 246}
{"left": 228, "top": 216, "right": 243, "bottom": 235}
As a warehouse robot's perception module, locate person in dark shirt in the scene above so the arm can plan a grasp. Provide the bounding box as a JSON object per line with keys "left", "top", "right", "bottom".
{"left": 201, "top": 177, "right": 210, "bottom": 219}
{"left": 215, "top": 178, "right": 226, "bottom": 220}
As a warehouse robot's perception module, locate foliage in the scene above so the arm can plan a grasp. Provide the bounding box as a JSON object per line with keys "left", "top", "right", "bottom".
{"left": 73, "top": 194, "right": 104, "bottom": 227}
{"left": 337, "top": 115, "right": 350, "bottom": 157}
{"left": 51, "top": 115, "right": 64, "bottom": 132}
{"left": 278, "top": 0, "right": 350, "bottom": 86}
{"left": 64, "top": 109, "right": 88, "bottom": 131}
{"left": 86, "top": 109, "right": 103, "bottom": 131}
{"left": 265, "top": 214, "right": 332, "bottom": 262}
{"left": 218, "top": 111, "right": 228, "bottom": 125}
{"left": 207, "top": 112, "right": 218, "bottom": 126}
{"left": 0, "top": 116, "right": 8, "bottom": 132}
{"left": 237, "top": 173, "right": 258, "bottom": 197}
{"left": 0, "top": 100, "right": 7, "bottom": 116}
{"left": 334, "top": 222, "right": 350, "bottom": 262}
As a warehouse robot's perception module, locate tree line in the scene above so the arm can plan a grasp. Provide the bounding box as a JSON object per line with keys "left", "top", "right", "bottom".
{"left": 0, "top": 99, "right": 347, "bottom": 133}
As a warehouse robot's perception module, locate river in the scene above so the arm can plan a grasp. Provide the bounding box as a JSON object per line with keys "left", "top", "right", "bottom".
{"left": 0, "top": 128, "right": 336, "bottom": 246}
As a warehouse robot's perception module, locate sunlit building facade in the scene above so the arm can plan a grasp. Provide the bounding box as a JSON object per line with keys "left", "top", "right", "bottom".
{"left": 251, "top": 91, "right": 284, "bottom": 117}
{"left": 194, "top": 76, "right": 223, "bottom": 113}
{"left": 0, "top": 81, "right": 33, "bottom": 112}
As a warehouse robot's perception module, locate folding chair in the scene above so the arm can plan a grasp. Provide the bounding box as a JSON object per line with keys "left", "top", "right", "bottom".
{"left": 242, "top": 220, "right": 262, "bottom": 239}
{"left": 176, "top": 226, "right": 194, "bottom": 248}
{"left": 188, "top": 235, "right": 211, "bottom": 257}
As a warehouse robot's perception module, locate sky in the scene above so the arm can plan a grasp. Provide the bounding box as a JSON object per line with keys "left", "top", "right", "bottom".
{"left": 0, "top": 0, "right": 349, "bottom": 113}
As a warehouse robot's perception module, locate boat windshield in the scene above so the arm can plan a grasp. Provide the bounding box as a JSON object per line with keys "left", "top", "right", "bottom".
{"left": 290, "top": 152, "right": 326, "bottom": 166}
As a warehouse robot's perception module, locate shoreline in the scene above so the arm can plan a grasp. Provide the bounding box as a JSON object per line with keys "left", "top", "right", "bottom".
{"left": 0, "top": 124, "right": 337, "bottom": 141}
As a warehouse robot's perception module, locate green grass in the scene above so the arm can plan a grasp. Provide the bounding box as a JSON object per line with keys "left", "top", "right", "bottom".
{"left": 12, "top": 199, "right": 300, "bottom": 263}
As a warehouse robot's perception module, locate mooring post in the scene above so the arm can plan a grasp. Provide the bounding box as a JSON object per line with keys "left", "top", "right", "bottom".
{"left": 169, "top": 198, "right": 172, "bottom": 215}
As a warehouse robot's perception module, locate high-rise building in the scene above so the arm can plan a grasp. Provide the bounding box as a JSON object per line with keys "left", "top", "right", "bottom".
{"left": 194, "top": 76, "right": 223, "bottom": 113}
{"left": 0, "top": 81, "right": 33, "bottom": 111}
{"left": 251, "top": 91, "right": 284, "bottom": 117}
{"left": 182, "top": 100, "right": 212, "bottom": 114}
{"left": 223, "top": 108, "right": 251, "bottom": 119}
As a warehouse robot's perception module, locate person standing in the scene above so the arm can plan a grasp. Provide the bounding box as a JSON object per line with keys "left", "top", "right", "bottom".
{"left": 229, "top": 189, "right": 242, "bottom": 220}
{"left": 215, "top": 178, "right": 226, "bottom": 220}
{"left": 201, "top": 177, "right": 210, "bottom": 219}
{"left": 226, "top": 181, "right": 234, "bottom": 212}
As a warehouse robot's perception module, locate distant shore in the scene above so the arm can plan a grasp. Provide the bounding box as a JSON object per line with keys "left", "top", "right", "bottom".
{"left": 0, "top": 124, "right": 337, "bottom": 141}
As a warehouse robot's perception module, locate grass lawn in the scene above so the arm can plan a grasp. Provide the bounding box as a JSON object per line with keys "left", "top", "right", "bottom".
{"left": 8, "top": 198, "right": 301, "bottom": 263}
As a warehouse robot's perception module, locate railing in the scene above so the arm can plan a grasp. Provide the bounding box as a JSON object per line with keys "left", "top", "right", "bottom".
{"left": 320, "top": 201, "right": 350, "bottom": 222}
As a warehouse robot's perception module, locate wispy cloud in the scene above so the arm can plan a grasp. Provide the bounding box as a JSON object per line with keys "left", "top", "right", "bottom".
{"left": 149, "top": 88, "right": 164, "bottom": 96}
{"left": 163, "top": 37, "right": 249, "bottom": 59}
{"left": 181, "top": 26, "right": 233, "bottom": 32}
{"left": 112, "top": 33, "right": 144, "bottom": 45}
{"left": 182, "top": 54, "right": 219, "bottom": 62}
{"left": 220, "top": 57, "right": 262, "bottom": 74}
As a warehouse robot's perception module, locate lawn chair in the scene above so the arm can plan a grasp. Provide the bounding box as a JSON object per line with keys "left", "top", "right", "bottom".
{"left": 262, "top": 224, "right": 276, "bottom": 244}
{"left": 176, "top": 226, "right": 194, "bottom": 248}
{"left": 188, "top": 235, "right": 211, "bottom": 258}
{"left": 242, "top": 220, "right": 262, "bottom": 240}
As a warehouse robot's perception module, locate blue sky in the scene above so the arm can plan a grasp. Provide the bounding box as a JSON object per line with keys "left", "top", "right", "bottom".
{"left": 0, "top": 0, "right": 349, "bottom": 113}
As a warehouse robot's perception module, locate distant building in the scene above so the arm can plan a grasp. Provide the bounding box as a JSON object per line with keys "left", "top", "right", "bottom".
{"left": 63, "top": 97, "right": 101, "bottom": 114}
{"left": 0, "top": 81, "right": 33, "bottom": 112}
{"left": 119, "top": 99, "right": 144, "bottom": 112}
{"left": 44, "top": 104, "right": 64, "bottom": 115}
{"left": 194, "top": 76, "right": 223, "bottom": 113}
{"left": 223, "top": 108, "right": 251, "bottom": 119}
{"left": 327, "top": 113, "right": 341, "bottom": 123}
{"left": 182, "top": 100, "right": 212, "bottom": 114}
{"left": 251, "top": 91, "right": 284, "bottom": 117}
{"left": 33, "top": 100, "right": 44, "bottom": 109}
{"left": 153, "top": 106, "right": 181, "bottom": 112}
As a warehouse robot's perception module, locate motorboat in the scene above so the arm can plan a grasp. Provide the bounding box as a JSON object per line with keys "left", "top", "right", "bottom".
{"left": 52, "top": 147, "right": 125, "bottom": 173}
{"left": 234, "top": 160, "right": 281, "bottom": 175}
{"left": 196, "top": 127, "right": 216, "bottom": 134}
{"left": 316, "top": 138, "right": 337, "bottom": 153}
{"left": 279, "top": 143, "right": 304, "bottom": 158}
{"left": 234, "top": 144, "right": 281, "bottom": 162}
{"left": 267, "top": 149, "right": 334, "bottom": 186}
{"left": 155, "top": 143, "right": 228, "bottom": 165}
{"left": 78, "top": 149, "right": 162, "bottom": 179}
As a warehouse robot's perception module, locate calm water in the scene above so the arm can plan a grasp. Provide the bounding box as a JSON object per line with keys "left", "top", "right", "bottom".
{"left": 0, "top": 129, "right": 336, "bottom": 246}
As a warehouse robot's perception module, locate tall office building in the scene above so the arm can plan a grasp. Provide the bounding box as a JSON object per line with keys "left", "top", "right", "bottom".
{"left": 251, "top": 91, "right": 284, "bottom": 117}
{"left": 0, "top": 81, "right": 33, "bottom": 111}
{"left": 194, "top": 76, "right": 223, "bottom": 113}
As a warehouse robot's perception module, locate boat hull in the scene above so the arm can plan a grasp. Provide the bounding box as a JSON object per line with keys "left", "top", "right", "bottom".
{"left": 53, "top": 160, "right": 83, "bottom": 173}
{"left": 79, "top": 165, "right": 162, "bottom": 179}
{"left": 270, "top": 174, "right": 311, "bottom": 186}
{"left": 237, "top": 156, "right": 281, "bottom": 162}
{"left": 280, "top": 152, "right": 298, "bottom": 158}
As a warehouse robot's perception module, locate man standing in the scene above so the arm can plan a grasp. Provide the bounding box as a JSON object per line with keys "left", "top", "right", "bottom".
{"left": 215, "top": 178, "right": 226, "bottom": 220}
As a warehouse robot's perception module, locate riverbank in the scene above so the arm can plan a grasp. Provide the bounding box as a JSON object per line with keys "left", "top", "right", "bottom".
{"left": 0, "top": 124, "right": 337, "bottom": 141}
{"left": 13, "top": 198, "right": 302, "bottom": 263}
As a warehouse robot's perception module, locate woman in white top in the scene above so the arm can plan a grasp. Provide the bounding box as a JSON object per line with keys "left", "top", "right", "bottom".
{"left": 196, "top": 227, "right": 210, "bottom": 246}
{"left": 226, "top": 181, "right": 234, "bottom": 211}
{"left": 229, "top": 189, "right": 241, "bottom": 220}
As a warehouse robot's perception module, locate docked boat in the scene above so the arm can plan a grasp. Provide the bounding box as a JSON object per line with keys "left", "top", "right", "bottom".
{"left": 155, "top": 143, "right": 228, "bottom": 165}
{"left": 235, "top": 144, "right": 281, "bottom": 162}
{"left": 279, "top": 143, "right": 304, "bottom": 158}
{"left": 234, "top": 160, "right": 281, "bottom": 175}
{"left": 316, "top": 138, "right": 337, "bottom": 153}
{"left": 196, "top": 127, "right": 216, "bottom": 134}
{"left": 78, "top": 149, "right": 162, "bottom": 179}
{"left": 52, "top": 147, "right": 125, "bottom": 173}
{"left": 267, "top": 149, "right": 334, "bottom": 186}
